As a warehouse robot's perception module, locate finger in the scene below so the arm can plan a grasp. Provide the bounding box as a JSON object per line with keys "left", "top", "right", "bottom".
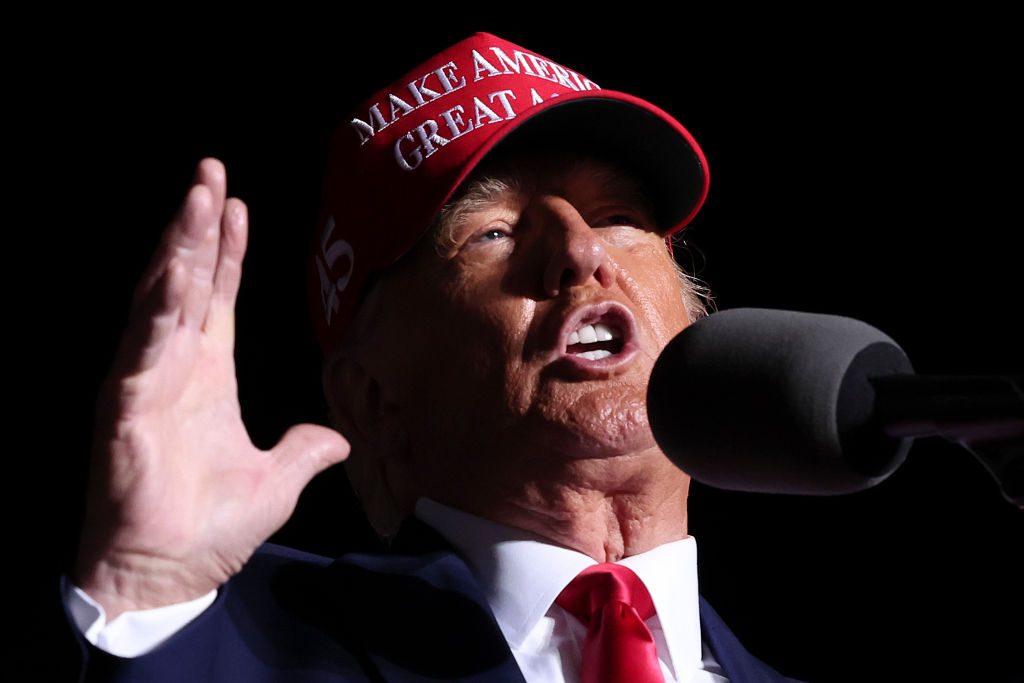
{"left": 179, "top": 160, "right": 228, "bottom": 330}
{"left": 111, "top": 256, "right": 189, "bottom": 381}
{"left": 130, "top": 159, "right": 226, "bottom": 315}
{"left": 204, "top": 198, "right": 249, "bottom": 339}
{"left": 272, "top": 424, "right": 351, "bottom": 493}
{"left": 194, "top": 157, "right": 227, "bottom": 214}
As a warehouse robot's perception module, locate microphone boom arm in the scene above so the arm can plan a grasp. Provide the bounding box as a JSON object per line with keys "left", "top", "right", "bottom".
{"left": 872, "top": 374, "right": 1024, "bottom": 508}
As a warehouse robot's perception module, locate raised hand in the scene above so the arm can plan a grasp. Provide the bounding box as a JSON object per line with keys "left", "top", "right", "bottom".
{"left": 75, "top": 158, "right": 350, "bottom": 620}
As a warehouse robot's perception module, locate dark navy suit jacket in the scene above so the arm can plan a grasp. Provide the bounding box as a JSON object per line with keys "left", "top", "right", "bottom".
{"left": 62, "top": 521, "right": 802, "bottom": 682}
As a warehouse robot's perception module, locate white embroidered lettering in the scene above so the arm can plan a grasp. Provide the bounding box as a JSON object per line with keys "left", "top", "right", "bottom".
{"left": 349, "top": 117, "right": 375, "bottom": 145}
{"left": 489, "top": 90, "right": 517, "bottom": 119}
{"left": 369, "top": 103, "right": 389, "bottom": 132}
{"left": 316, "top": 218, "right": 355, "bottom": 324}
{"left": 435, "top": 61, "right": 467, "bottom": 92}
{"left": 406, "top": 73, "right": 443, "bottom": 106}
{"left": 526, "top": 54, "right": 554, "bottom": 82}
{"left": 414, "top": 119, "right": 450, "bottom": 157}
{"left": 316, "top": 256, "right": 337, "bottom": 322}
{"left": 388, "top": 93, "right": 415, "bottom": 123}
{"left": 490, "top": 47, "right": 537, "bottom": 76}
{"left": 439, "top": 104, "right": 475, "bottom": 139}
{"left": 567, "top": 69, "right": 587, "bottom": 91}
{"left": 472, "top": 97, "right": 504, "bottom": 128}
{"left": 395, "top": 132, "right": 422, "bottom": 171}
{"left": 396, "top": 119, "right": 452, "bottom": 171}
{"left": 548, "top": 62, "right": 576, "bottom": 90}
{"left": 471, "top": 49, "right": 501, "bottom": 81}
{"left": 350, "top": 103, "right": 392, "bottom": 145}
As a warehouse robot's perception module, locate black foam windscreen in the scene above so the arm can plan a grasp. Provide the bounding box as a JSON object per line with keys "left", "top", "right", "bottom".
{"left": 647, "top": 308, "right": 914, "bottom": 494}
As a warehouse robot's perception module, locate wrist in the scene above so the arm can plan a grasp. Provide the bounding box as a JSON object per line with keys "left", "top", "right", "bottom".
{"left": 74, "top": 552, "right": 217, "bottom": 623}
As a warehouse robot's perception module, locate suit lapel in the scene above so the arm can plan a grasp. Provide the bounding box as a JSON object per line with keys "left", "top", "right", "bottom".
{"left": 313, "top": 517, "right": 527, "bottom": 683}
{"left": 699, "top": 596, "right": 802, "bottom": 683}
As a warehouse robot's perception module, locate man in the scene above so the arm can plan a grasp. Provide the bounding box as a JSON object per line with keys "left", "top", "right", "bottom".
{"left": 64, "top": 32, "right": 801, "bottom": 681}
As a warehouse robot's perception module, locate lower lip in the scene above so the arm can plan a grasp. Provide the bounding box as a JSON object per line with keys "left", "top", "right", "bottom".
{"left": 550, "top": 339, "right": 640, "bottom": 379}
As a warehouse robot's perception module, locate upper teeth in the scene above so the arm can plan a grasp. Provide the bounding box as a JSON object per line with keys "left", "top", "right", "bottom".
{"left": 568, "top": 322, "right": 618, "bottom": 346}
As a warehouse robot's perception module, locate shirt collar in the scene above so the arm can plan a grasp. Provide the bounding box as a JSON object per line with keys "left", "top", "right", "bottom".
{"left": 414, "top": 497, "right": 703, "bottom": 673}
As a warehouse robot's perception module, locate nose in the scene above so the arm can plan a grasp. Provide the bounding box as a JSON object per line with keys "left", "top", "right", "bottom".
{"left": 538, "top": 196, "right": 615, "bottom": 297}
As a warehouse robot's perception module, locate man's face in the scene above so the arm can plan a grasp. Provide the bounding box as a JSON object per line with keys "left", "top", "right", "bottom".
{"left": 363, "top": 150, "right": 694, "bottom": 488}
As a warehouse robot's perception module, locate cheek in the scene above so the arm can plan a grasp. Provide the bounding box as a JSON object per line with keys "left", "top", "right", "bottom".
{"left": 649, "top": 281, "right": 692, "bottom": 348}
{"left": 623, "top": 253, "right": 693, "bottom": 350}
{"left": 435, "top": 285, "right": 539, "bottom": 407}
{"left": 486, "top": 304, "right": 541, "bottom": 418}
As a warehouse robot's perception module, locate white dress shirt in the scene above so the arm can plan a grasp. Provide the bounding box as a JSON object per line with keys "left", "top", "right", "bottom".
{"left": 416, "top": 498, "right": 728, "bottom": 683}
{"left": 68, "top": 498, "right": 728, "bottom": 682}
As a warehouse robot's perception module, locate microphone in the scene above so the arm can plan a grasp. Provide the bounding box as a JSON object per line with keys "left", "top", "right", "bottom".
{"left": 646, "top": 308, "right": 1024, "bottom": 501}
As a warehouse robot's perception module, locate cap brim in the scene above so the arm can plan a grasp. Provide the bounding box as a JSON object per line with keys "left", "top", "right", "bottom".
{"left": 443, "top": 89, "right": 710, "bottom": 236}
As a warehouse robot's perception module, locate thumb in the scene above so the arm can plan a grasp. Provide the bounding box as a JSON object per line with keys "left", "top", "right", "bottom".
{"left": 272, "top": 423, "right": 351, "bottom": 492}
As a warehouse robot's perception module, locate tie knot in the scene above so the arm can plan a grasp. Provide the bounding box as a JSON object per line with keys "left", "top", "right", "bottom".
{"left": 556, "top": 563, "right": 656, "bottom": 624}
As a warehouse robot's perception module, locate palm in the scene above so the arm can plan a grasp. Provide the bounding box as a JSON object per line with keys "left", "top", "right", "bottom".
{"left": 78, "top": 159, "right": 349, "bottom": 617}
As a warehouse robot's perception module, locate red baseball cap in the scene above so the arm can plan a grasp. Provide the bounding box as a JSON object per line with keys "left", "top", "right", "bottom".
{"left": 307, "top": 32, "right": 710, "bottom": 356}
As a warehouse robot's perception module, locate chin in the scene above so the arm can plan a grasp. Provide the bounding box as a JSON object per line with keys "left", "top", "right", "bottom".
{"left": 533, "top": 386, "right": 659, "bottom": 459}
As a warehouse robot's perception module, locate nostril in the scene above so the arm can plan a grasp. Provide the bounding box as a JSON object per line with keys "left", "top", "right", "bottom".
{"left": 559, "top": 268, "right": 577, "bottom": 291}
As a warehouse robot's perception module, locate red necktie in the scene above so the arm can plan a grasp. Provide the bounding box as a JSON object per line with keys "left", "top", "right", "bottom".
{"left": 555, "top": 563, "right": 664, "bottom": 683}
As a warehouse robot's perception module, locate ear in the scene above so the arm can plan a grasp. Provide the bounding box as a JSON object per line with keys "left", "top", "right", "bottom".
{"left": 323, "top": 353, "right": 382, "bottom": 448}
{"left": 323, "top": 353, "right": 415, "bottom": 536}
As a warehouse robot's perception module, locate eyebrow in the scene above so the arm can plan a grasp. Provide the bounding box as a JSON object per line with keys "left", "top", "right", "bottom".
{"left": 430, "top": 155, "right": 656, "bottom": 252}
{"left": 573, "top": 161, "right": 656, "bottom": 219}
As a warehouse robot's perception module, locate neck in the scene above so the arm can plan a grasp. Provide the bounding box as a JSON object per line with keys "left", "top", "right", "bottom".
{"left": 428, "top": 448, "right": 690, "bottom": 562}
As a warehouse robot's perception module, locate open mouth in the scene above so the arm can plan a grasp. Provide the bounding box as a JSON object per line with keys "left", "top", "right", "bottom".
{"left": 566, "top": 322, "right": 625, "bottom": 360}
{"left": 555, "top": 302, "right": 638, "bottom": 374}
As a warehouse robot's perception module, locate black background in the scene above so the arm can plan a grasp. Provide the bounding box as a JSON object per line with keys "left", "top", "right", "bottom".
{"left": 22, "top": 13, "right": 1023, "bottom": 682}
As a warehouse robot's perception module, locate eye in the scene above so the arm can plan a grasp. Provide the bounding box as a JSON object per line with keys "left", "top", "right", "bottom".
{"left": 594, "top": 212, "right": 645, "bottom": 229}
{"left": 479, "top": 228, "right": 509, "bottom": 241}
{"left": 465, "top": 222, "right": 514, "bottom": 250}
{"left": 602, "top": 214, "right": 637, "bottom": 226}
